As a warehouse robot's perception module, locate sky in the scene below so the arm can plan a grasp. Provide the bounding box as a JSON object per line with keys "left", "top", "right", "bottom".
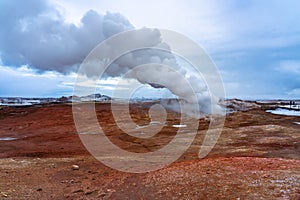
{"left": 0, "top": 0, "right": 300, "bottom": 99}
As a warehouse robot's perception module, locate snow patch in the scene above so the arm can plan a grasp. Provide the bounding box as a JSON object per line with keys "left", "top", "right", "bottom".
{"left": 279, "top": 105, "right": 300, "bottom": 109}
{"left": 0, "top": 137, "right": 18, "bottom": 141}
{"left": 135, "top": 121, "right": 165, "bottom": 129}
{"left": 266, "top": 108, "right": 300, "bottom": 116}
{"left": 172, "top": 124, "right": 187, "bottom": 128}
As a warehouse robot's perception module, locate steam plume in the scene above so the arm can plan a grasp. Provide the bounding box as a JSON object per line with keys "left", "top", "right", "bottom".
{"left": 0, "top": 0, "right": 223, "bottom": 117}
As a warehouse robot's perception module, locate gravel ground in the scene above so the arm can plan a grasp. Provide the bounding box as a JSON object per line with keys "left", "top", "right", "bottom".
{"left": 0, "top": 103, "right": 299, "bottom": 199}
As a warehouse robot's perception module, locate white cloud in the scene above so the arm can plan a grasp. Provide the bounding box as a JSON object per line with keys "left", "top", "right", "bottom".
{"left": 2, "top": 0, "right": 300, "bottom": 99}
{"left": 278, "top": 60, "right": 300, "bottom": 74}
{"left": 287, "top": 88, "right": 300, "bottom": 96}
{"left": 0, "top": 65, "right": 76, "bottom": 97}
{"left": 52, "top": 0, "right": 227, "bottom": 42}
{"left": 54, "top": 0, "right": 300, "bottom": 55}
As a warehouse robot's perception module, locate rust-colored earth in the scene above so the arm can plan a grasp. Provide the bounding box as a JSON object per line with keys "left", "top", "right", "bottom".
{"left": 0, "top": 103, "right": 299, "bottom": 199}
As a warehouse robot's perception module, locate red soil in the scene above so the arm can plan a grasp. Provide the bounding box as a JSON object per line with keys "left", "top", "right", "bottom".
{"left": 0, "top": 103, "right": 299, "bottom": 199}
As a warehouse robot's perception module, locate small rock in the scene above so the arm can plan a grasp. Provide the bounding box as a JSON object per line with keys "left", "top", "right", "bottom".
{"left": 37, "top": 188, "right": 42, "bottom": 191}
{"left": 72, "top": 189, "right": 84, "bottom": 193}
{"left": 262, "top": 174, "right": 268, "bottom": 178}
{"left": 99, "top": 192, "right": 106, "bottom": 197}
{"left": 1, "top": 192, "right": 8, "bottom": 198}
{"left": 72, "top": 165, "right": 79, "bottom": 170}
{"left": 85, "top": 190, "right": 94, "bottom": 195}
{"left": 106, "top": 189, "right": 115, "bottom": 193}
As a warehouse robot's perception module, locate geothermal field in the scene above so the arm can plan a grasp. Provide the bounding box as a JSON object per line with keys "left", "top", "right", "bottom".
{"left": 1, "top": 0, "right": 300, "bottom": 199}
{"left": 0, "top": 99, "right": 299, "bottom": 199}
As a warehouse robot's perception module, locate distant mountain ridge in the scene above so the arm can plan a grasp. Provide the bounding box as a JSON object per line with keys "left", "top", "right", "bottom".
{"left": 0, "top": 93, "right": 112, "bottom": 106}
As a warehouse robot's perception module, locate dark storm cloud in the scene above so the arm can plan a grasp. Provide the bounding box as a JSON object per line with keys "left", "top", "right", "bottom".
{"left": 0, "top": 0, "right": 133, "bottom": 73}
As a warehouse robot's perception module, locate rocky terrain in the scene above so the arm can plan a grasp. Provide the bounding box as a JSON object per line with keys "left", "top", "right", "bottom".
{"left": 0, "top": 94, "right": 111, "bottom": 106}
{"left": 0, "top": 101, "right": 299, "bottom": 199}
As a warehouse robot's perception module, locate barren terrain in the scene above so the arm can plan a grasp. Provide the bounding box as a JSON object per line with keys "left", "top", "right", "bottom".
{"left": 0, "top": 103, "right": 299, "bottom": 199}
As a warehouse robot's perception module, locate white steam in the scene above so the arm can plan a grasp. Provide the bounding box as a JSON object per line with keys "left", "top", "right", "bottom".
{"left": 0, "top": 0, "right": 223, "bottom": 117}
{"left": 78, "top": 28, "right": 223, "bottom": 117}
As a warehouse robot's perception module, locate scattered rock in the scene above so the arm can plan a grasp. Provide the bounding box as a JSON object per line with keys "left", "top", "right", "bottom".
{"left": 72, "top": 189, "right": 84, "bottom": 193}
{"left": 106, "top": 189, "right": 115, "bottom": 193}
{"left": 223, "top": 99, "right": 261, "bottom": 112}
{"left": 1, "top": 192, "right": 8, "bottom": 198}
{"left": 99, "top": 192, "right": 106, "bottom": 197}
{"left": 1, "top": 102, "right": 300, "bottom": 199}
{"left": 262, "top": 174, "right": 269, "bottom": 178}
{"left": 72, "top": 165, "right": 79, "bottom": 170}
{"left": 85, "top": 190, "right": 95, "bottom": 195}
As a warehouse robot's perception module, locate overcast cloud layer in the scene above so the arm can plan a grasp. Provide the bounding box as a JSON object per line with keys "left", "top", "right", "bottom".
{"left": 1, "top": 0, "right": 300, "bottom": 99}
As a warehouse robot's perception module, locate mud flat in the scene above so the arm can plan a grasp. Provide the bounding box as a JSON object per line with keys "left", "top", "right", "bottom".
{"left": 0, "top": 103, "right": 299, "bottom": 199}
